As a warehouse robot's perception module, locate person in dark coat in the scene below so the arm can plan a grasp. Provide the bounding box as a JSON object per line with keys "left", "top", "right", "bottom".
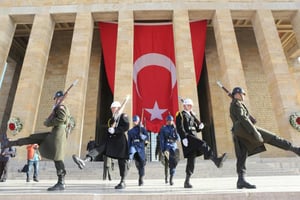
{"left": 230, "top": 87, "right": 300, "bottom": 189}
{"left": 176, "top": 98, "right": 227, "bottom": 188}
{"left": 6, "top": 90, "right": 71, "bottom": 191}
{"left": 72, "top": 100, "right": 130, "bottom": 189}
{"left": 127, "top": 115, "right": 149, "bottom": 186}
{"left": 155, "top": 132, "right": 169, "bottom": 184}
{"left": 159, "top": 115, "right": 180, "bottom": 186}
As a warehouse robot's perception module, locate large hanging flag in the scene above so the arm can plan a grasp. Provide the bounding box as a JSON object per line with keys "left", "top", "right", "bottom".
{"left": 98, "top": 20, "right": 207, "bottom": 133}
{"left": 133, "top": 23, "right": 178, "bottom": 132}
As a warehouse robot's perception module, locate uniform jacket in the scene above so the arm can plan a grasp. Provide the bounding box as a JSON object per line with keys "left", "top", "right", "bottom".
{"left": 159, "top": 124, "right": 179, "bottom": 153}
{"left": 230, "top": 99, "right": 267, "bottom": 156}
{"left": 40, "top": 104, "right": 70, "bottom": 161}
{"left": 127, "top": 125, "right": 149, "bottom": 161}
{"left": 105, "top": 113, "right": 130, "bottom": 159}
{"left": 176, "top": 110, "right": 204, "bottom": 158}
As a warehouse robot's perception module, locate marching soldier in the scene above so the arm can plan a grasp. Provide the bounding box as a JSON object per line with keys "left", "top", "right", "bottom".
{"left": 159, "top": 115, "right": 180, "bottom": 186}
{"left": 230, "top": 87, "right": 300, "bottom": 189}
{"left": 73, "top": 100, "right": 130, "bottom": 189}
{"left": 155, "top": 132, "right": 169, "bottom": 184}
{"left": 127, "top": 115, "right": 149, "bottom": 186}
{"left": 176, "top": 98, "right": 227, "bottom": 188}
{"left": 6, "top": 90, "right": 71, "bottom": 191}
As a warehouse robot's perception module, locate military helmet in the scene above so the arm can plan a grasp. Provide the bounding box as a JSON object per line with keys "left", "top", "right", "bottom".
{"left": 183, "top": 98, "right": 193, "bottom": 106}
{"left": 110, "top": 101, "right": 121, "bottom": 108}
{"left": 232, "top": 87, "right": 246, "bottom": 96}
{"left": 132, "top": 115, "right": 140, "bottom": 122}
{"left": 166, "top": 115, "right": 174, "bottom": 121}
{"left": 54, "top": 90, "right": 64, "bottom": 99}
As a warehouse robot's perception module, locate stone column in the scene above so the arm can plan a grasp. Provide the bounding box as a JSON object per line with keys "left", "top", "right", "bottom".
{"left": 173, "top": 10, "right": 199, "bottom": 112}
{"left": 252, "top": 10, "right": 299, "bottom": 141}
{"left": 10, "top": 14, "right": 55, "bottom": 138}
{"left": 0, "top": 15, "right": 16, "bottom": 130}
{"left": 114, "top": 11, "right": 134, "bottom": 117}
{"left": 212, "top": 9, "right": 247, "bottom": 152}
{"left": 290, "top": 10, "right": 300, "bottom": 103}
{"left": 0, "top": 15, "right": 16, "bottom": 88}
{"left": 65, "top": 12, "right": 94, "bottom": 155}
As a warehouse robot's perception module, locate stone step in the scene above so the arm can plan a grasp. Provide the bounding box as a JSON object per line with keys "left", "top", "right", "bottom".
{"left": 7, "top": 156, "right": 300, "bottom": 181}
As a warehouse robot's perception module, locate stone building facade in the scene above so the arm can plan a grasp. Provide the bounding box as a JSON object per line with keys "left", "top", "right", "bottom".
{"left": 0, "top": 1, "right": 300, "bottom": 160}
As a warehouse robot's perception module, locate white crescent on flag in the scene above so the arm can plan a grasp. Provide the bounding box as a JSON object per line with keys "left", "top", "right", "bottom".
{"left": 133, "top": 53, "right": 177, "bottom": 98}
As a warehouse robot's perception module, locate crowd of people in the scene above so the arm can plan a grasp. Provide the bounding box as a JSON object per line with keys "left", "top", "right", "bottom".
{"left": 1, "top": 86, "right": 300, "bottom": 192}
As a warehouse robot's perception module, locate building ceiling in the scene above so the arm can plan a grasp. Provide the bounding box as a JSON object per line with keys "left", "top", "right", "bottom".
{"left": 12, "top": 18, "right": 297, "bottom": 59}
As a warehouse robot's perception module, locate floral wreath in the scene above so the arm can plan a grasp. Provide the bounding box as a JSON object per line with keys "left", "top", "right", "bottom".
{"left": 289, "top": 112, "right": 300, "bottom": 132}
{"left": 7, "top": 117, "right": 23, "bottom": 135}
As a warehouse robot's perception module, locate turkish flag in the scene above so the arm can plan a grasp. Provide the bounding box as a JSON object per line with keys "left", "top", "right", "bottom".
{"left": 133, "top": 23, "right": 178, "bottom": 133}
{"left": 98, "top": 21, "right": 207, "bottom": 133}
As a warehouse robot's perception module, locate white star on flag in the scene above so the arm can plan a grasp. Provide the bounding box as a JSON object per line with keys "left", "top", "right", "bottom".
{"left": 145, "top": 101, "right": 167, "bottom": 121}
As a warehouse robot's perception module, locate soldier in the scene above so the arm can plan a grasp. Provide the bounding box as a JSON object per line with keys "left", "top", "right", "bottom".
{"left": 155, "top": 132, "right": 169, "bottom": 184}
{"left": 230, "top": 87, "right": 300, "bottom": 189}
{"left": 5, "top": 90, "right": 71, "bottom": 191}
{"left": 159, "top": 115, "right": 180, "bottom": 186}
{"left": 72, "top": 100, "right": 130, "bottom": 189}
{"left": 127, "top": 115, "right": 149, "bottom": 186}
{"left": 176, "top": 98, "right": 227, "bottom": 188}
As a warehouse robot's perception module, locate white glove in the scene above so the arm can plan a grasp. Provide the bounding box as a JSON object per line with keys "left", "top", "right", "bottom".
{"left": 253, "top": 130, "right": 264, "bottom": 143}
{"left": 182, "top": 138, "right": 188, "bottom": 147}
{"left": 199, "top": 122, "right": 204, "bottom": 129}
{"left": 108, "top": 127, "right": 115, "bottom": 134}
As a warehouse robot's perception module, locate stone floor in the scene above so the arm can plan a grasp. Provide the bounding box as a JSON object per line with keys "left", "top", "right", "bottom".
{"left": 1, "top": 156, "right": 300, "bottom": 199}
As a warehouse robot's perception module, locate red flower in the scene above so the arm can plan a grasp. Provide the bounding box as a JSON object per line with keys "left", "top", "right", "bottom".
{"left": 8, "top": 123, "right": 16, "bottom": 131}
{"left": 296, "top": 117, "right": 300, "bottom": 125}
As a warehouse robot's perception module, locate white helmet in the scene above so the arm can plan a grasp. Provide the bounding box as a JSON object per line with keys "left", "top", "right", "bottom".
{"left": 110, "top": 101, "right": 121, "bottom": 108}
{"left": 183, "top": 98, "right": 193, "bottom": 106}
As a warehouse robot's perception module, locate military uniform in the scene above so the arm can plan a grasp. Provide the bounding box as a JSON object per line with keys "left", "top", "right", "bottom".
{"left": 8, "top": 91, "right": 70, "bottom": 191}
{"left": 176, "top": 101, "right": 227, "bottom": 188}
{"left": 159, "top": 121, "right": 179, "bottom": 185}
{"left": 230, "top": 87, "right": 300, "bottom": 189}
{"left": 127, "top": 120, "right": 149, "bottom": 186}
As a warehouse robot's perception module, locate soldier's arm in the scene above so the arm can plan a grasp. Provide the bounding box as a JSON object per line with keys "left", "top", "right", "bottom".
{"left": 233, "top": 102, "right": 257, "bottom": 134}
{"left": 44, "top": 105, "right": 67, "bottom": 127}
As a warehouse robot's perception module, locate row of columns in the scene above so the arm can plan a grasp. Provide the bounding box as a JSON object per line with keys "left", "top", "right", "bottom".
{"left": 0, "top": 9, "right": 299, "bottom": 156}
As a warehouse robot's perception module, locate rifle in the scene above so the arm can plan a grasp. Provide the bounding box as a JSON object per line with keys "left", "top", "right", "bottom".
{"left": 112, "top": 95, "right": 130, "bottom": 126}
{"left": 216, "top": 81, "right": 257, "bottom": 124}
{"left": 47, "top": 79, "right": 78, "bottom": 121}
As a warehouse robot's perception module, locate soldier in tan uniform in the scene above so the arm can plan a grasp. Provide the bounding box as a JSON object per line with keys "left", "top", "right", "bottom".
{"left": 230, "top": 87, "right": 300, "bottom": 189}
{"left": 6, "top": 90, "right": 71, "bottom": 191}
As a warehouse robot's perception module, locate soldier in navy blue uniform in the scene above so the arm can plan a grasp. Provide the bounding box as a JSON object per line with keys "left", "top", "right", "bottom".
{"left": 127, "top": 115, "right": 149, "bottom": 186}
{"left": 159, "top": 115, "right": 180, "bottom": 186}
{"left": 176, "top": 98, "right": 227, "bottom": 188}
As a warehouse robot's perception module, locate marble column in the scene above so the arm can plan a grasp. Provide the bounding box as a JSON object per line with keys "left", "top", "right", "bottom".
{"left": 0, "top": 15, "right": 16, "bottom": 87}
{"left": 10, "top": 14, "right": 55, "bottom": 138}
{"left": 212, "top": 9, "right": 248, "bottom": 151}
{"left": 64, "top": 12, "right": 94, "bottom": 155}
{"left": 173, "top": 10, "right": 199, "bottom": 111}
{"left": 252, "top": 10, "right": 299, "bottom": 140}
{"left": 114, "top": 10, "right": 134, "bottom": 117}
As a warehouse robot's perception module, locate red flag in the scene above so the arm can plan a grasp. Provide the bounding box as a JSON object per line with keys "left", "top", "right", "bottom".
{"left": 190, "top": 20, "right": 207, "bottom": 83}
{"left": 98, "top": 21, "right": 207, "bottom": 133}
{"left": 98, "top": 22, "right": 118, "bottom": 93}
{"left": 133, "top": 23, "right": 178, "bottom": 133}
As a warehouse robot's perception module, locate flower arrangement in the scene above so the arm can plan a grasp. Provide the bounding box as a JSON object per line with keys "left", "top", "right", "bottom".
{"left": 289, "top": 112, "right": 300, "bottom": 132}
{"left": 7, "top": 117, "right": 23, "bottom": 135}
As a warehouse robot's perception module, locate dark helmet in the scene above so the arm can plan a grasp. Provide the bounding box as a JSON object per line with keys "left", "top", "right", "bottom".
{"left": 166, "top": 115, "right": 174, "bottom": 121}
{"left": 232, "top": 87, "right": 246, "bottom": 96}
{"left": 54, "top": 90, "right": 64, "bottom": 99}
{"left": 132, "top": 115, "right": 140, "bottom": 122}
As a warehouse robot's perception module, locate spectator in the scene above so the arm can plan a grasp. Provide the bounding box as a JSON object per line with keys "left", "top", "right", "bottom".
{"left": 26, "top": 144, "right": 41, "bottom": 182}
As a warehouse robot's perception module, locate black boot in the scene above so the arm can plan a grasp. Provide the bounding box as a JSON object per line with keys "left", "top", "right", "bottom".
{"left": 47, "top": 175, "right": 65, "bottom": 191}
{"left": 184, "top": 174, "right": 192, "bottom": 188}
{"left": 211, "top": 153, "right": 227, "bottom": 168}
{"left": 138, "top": 176, "right": 144, "bottom": 186}
{"left": 169, "top": 175, "right": 174, "bottom": 186}
{"left": 115, "top": 176, "right": 126, "bottom": 189}
{"left": 237, "top": 175, "right": 256, "bottom": 189}
{"left": 72, "top": 155, "right": 91, "bottom": 169}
